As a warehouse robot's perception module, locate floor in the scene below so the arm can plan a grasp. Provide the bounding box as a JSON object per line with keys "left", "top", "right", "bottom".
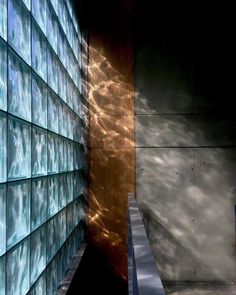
{"left": 67, "top": 244, "right": 128, "bottom": 295}
{"left": 164, "top": 283, "right": 236, "bottom": 295}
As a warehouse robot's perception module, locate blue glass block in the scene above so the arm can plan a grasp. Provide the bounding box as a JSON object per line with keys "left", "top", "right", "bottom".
{"left": 50, "top": 0, "right": 57, "bottom": 16}
{"left": 0, "top": 0, "right": 7, "bottom": 39}
{"left": 8, "top": 0, "right": 31, "bottom": 64}
{"left": 47, "top": 3, "right": 58, "bottom": 54}
{"left": 32, "top": 22, "right": 47, "bottom": 81}
{"left": 47, "top": 91, "right": 58, "bottom": 133}
{"left": 30, "top": 227, "right": 46, "bottom": 284}
{"left": 58, "top": 102, "right": 67, "bottom": 137}
{"left": 57, "top": 27, "right": 64, "bottom": 64}
{"left": 48, "top": 133, "right": 58, "bottom": 174}
{"left": 7, "top": 180, "right": 30, "bottom": 248}
{"left": 32, "top": 74, "right": 47, "bottom": 128}
{"left": 48, "top": 176, "right": 58, "bottom": 218}
{"left": 59, "top": 209, "right": 66, "bottom": 246}
{"left": 0, "top": 185, "right": 6, "bottom": 256}
{"left": 22, "top": 0, "right": 30, "bottom": 11}
{"left": 71, "top": 202, "right": 77, "bottom": 230}
{"left": 67, "top": 112, "right": 73, "bottom": 140}
{"left": 46, "top": 258, "right": 57, "bottom": 295}
{"left": 63, "top": 140, "right": 68, "bottom": 171}
{"left": 65, "top": 0, "right": 72, "bottom": 18}
{"left": 67, "top": 173, "right": 73, "bottom": 203}
{"left": 72, "top": 86, "right": 79, "bottom": 115}
{"left": 58, "top": 137, "right": 65, "bottom": 172}
{"left": 66, "top": 204, "right": 73, "bottom": 237}
{"left": 6, "top": 239, "right": 29, "bottom": 295}
{"left": 47, "top": 218, "right": 57, "bottom": 262}
{"left": 29, "top": 274, "right": 46, "bottom": 295}
{"left": 57, "top": 245, "right": 68, "bottom": 284}
{"left": 8, "top": 118, "right": 31, "bottom": 180}
{"left": 58, "top": 63, "right": 66, "bottom": 102}
{"left": 47, "top": 47, "right": 58, "bottom": 93}
{"left": 32, "top": 127, "right": 47, "bottom": 176}
{"left": 0, "top": 256, "right": 5, "bottom": 295}
{"left": 0, "top": 40, "right": 7, "bottom": 111}
{"left": 60, "top": 2, "right": 67, "bottom": 35}
{"left": 0, "top": 112, "right": 6, "bottom": 183}
{"left": 32, "top": 0, "right": 46, "bottom": 35}
{"left": 31, "top": 178, "right": 47, "bottom": 230}
{"left": 8, "top": 51, "right": 31, "bottom": 122}
{"left": 67, "top": 142, "right": 73, "bottom": 171}
{"left": 58, "top": 174, "right": 66, "bottom": 209}
{"left": 67, "top": 80, "right": 73, "bottom": 108}
{"left": 73, "top": 117, "right": 80, "bottom": 143}
{"left": 73, "top": 172, "right": 79, "bottom": 199}
{"left": 73, "top": 143, "right": 81, "bottom": 171}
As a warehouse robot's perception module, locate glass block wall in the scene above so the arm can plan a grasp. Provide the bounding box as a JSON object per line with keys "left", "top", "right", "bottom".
{"left": 0, "top": 0, "right": 88, "bottom": 294}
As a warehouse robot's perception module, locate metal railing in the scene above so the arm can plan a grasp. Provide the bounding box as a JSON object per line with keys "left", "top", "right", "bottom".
{"left": 128, "top": 193, "right": 166, "bottom": 295}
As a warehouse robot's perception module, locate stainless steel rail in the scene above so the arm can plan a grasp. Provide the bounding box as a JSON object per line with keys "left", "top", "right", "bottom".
{"left": 128, "top": 194, "right": 165, "bottom": 295}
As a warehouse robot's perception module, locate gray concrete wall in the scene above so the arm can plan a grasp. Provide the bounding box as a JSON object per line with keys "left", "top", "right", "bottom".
{"left": 135, "top": 40, "right": 236, "bottom": 286}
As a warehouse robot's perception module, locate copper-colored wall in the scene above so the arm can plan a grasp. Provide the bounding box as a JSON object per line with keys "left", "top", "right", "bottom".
{"left": 87, "top": 3, "right": 135, "bottom": 280}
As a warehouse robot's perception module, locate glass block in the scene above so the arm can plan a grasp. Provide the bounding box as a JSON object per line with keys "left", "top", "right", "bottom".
{"left": 58, "top": 102, "right": 68, "bottom": 137}
{"left": 58, "top": 63, "right": 66, "bottom": 102}
{"left": 32, "top": 21, "right": 47, "bottom": 81}
{"left": 0, "top": 0, "right": 7, "bottom": 39}
{"left": 72, "top": 86, "right": 79, "bottom": 115}
{"left": 47, "top": 258, "right": 57, "bottom": 295}
{"left": 58, "top": 174, "right": 66, "bottom": 209}
{"left": 31, "top": 178, "right": 47, "bottom": 230}
{"left": 47, "top": 91, "right": 58, "bottom": 133}
{"left": 58, "top": 137, "right": 63, "bottom": 173}
{"left": 32, "top": 74, "right": 47, "bottom": 128}
{"left": 67, "top": 112, "right": 73, "bottom": 140}
{"left": 30, "top": 227, "right": 46, "bottom": 284}
{"left": 0, "top": 113, "right": 6, "bottom": 183}
{"left": 57, "top": 26, "right": 64, "bottom": 64}
{"left": 22, "top": 0, "right": 30, "bottom": 11}
{"left": 0, "top": 256, "right": 5, "bottom": 295}
{"left": 47, "top": 218, "right": 57, "bottom": 262}
{"left": 0, "top": 40, "right": 7, "bottom": 111}
{"left": 0, "top": 185, "right": 6, "bottom": 256}
{"left": 67, "top": 142, "right": 73, "bottom": 171}
{"left": 6, "top": 239, "right": 29, "bottom": 295}
{"left": 48, "top": 133, "right": 58, "bottom": 174}
{"left": 60, "top": 2, "right": 67, "bottom": 35}
{"left": 66, "top": 204, "right": 73, "bottom": 236}
{"left": 8, "top": 50, "right": 31, "bottom": 122}
{"left": 50, "top": 0, "right": 58, "bottom": 16}
{"left": 8, "top": 0, "right": 31, "bottom": 64}
{"left": 47, "top": 47, "right": 58, "bottom": 93}
{"left": 32, "top": 0, "right": 46, "bottom": 35}
{"left": 67, "top": 173, "right": 73, "bottom": 203}
{"left": 32, "top": 127, "right": 47, "bottom": 176}
{"left": 8, "top": 117, "right": 31, "bottom": 180}
{"left": 7, "top": 180, "right": 30, "bottom": 248}
{"left": 73, "top": 117, "right": 80, "bottom": 143}
{"left": 73, "top": 143, "right": 81, "bottom": 171}
{"left": 57, "top": 210, "right": 66, "bottom": 247}
{"left": 73, "top": 172, "right": 79, "bottom": 200}
{"left": 47, "top": 3, "right": 58, "bottom": 54}
{"left": 29, "top": 274, "right": 46, "bottom": 295}
{"left": 48, "top": 176, "right": 58, "bottom": 218}
{"left": 63, "top": 140, "right": 68, "bottom": 172}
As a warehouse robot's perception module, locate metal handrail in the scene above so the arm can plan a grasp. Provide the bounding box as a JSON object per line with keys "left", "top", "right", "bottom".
{"left": 128, "top": 193, "right": 166, "bottom": 295}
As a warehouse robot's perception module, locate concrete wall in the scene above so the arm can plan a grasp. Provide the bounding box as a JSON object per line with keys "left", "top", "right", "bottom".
{"left": 135, "top": 2, "right": 236, "bottom": 284}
